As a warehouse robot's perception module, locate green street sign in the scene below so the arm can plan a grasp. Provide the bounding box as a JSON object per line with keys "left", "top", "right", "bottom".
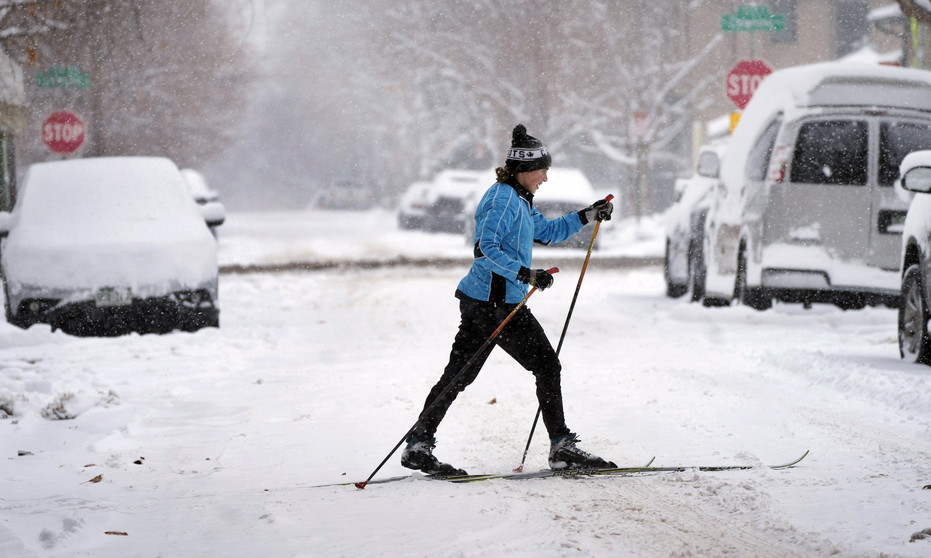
{"left": 722, "top": 6, "right": 785, "bottom": 32}
{"left": 36, "top": 66, "right": 91, "bottom": 89}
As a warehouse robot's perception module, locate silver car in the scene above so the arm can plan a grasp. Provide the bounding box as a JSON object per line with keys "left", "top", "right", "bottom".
{"left": 664, "top": 144, "right": 725, "bottom": 301}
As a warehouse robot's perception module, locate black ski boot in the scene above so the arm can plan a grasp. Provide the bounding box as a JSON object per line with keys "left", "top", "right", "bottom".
{"left": 549, "top": 433, "right": 617, "bottom": 470}
{"left": 401, "top": 435, "right": 468, "bottom": 476}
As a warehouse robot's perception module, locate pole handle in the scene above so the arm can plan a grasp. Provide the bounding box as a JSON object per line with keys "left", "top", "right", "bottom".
{"left": 546, "top": 267, "right": 559, "bottom": 275}
{"left": 604, "top": 194, "right": 614, "bottom": 202}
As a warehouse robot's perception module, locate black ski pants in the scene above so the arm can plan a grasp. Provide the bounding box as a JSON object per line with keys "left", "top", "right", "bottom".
{"left": 413, "top": 294, "right": 571, "bottom": 443}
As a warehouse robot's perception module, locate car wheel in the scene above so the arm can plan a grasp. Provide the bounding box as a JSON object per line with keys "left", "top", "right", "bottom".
{"left": 664, "top": 240, "right": 688, "bottom": 298}
{"left": 899, "top": 265, "right": 931, "bottom": 364}
{"left": 1, "top": 274, "right": 28, "bottom": 329}
{"left": 2, "top": 276, "right": 14, "bottom": 325}
{"left": 736, "top": 249, "right": 771, "bottom": 311}
{"left": 688, "top": 238, "right": 706, "bottom": 303}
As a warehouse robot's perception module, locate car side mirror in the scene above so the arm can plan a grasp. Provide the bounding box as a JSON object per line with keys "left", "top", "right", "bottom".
{"left": 902, "top": 167, "right": 931, "bottom": 194}
{"left": 199, "top": 201, "right": 225, "bottom": 228}
{"left": 697, "top": 152, "right": 720, "bottom": 178}
{"left": 0, "top": 211, "right": 11, "bottom": 237}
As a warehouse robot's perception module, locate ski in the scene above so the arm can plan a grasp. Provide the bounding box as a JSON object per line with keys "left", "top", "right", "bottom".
{"left": 441, "top": 450, "right": 808, "bottom": 482}
{"left": 305, "top": 471, "right": 495, "bottom": 489}
{"left": 308, "top": 450, "right": 809, "bottom": 489}
{"left": 635, "top": 449, "right": 810, "bottom": 473}
{"left": 305, "top": 457, "right": 656, "bottom": 488}
{"left": 446, "top": 456, "right": 658, "bottom": 483}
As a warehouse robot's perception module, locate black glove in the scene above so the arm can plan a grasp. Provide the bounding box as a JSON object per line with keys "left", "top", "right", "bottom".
{"left": 517, "top": 266, "right": 555, "bottom": 290}
{"left": 579, "top": 198, "right": 614, "bottom": 224}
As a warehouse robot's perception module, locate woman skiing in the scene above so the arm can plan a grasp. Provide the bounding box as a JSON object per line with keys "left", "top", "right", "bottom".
{"left": 402, "top": 124, "right": 615, "bottom": 475}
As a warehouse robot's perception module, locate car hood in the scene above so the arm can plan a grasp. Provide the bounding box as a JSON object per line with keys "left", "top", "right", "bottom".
{"left": 2, "top": 227, "right": 217, "bottom": 294}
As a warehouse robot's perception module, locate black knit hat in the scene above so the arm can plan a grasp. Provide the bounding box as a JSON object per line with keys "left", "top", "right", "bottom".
{"left": 505, "top": 124, "right": 551, "bottom": 174}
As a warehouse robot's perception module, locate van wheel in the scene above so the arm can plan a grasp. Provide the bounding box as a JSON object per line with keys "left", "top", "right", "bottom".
{"left": 736, "top": 250, "right": 772, "bottom": 311}
{"left": 664, "top": 241, "right": 688, "bottom": 298}
{"left": 899, "top": 265, "right": 931, "bottom": 364}
{"left": 688, "top": 238, "right": 706, "bottom": 302}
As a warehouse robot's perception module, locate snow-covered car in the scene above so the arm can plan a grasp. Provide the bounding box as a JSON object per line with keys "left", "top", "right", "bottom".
{"left": 703, "top": 61, "right": 931, "bottom": 311}
{"left": 423, "top": 169, "right": 487, "bottom": 234}
{"left": 396, "top": 180, "right": 432, "bottom": 230}
{"left": 314, "top": 179, "right": 376, "bottom": 210}
{"left": 0, "top": 157, "right": 220, "bottom": 336}
{"left": 664, "top": 144, "right": 725, "bottom": 301}
{"left": 180, "top": 168, "right": 225, "bottom": 235}
{"left": 896, "top": 150, "right": 931, "bottom": 363}
{"left": 462, "top": 167, "right": 602, "bottom": 249}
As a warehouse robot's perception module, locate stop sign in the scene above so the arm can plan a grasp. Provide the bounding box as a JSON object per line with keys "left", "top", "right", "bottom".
{"left": 725, "top": 59, "right": 773, "bottom": 110}
{"left": 42, "top": 111, "right": 86, "bottom": 154}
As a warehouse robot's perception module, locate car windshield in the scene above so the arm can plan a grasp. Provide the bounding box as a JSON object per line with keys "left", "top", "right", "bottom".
{"left": 16, "top": 157, "right": 201, "bottom": 243}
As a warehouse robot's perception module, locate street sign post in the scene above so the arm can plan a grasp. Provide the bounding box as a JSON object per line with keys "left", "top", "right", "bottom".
{"left": 725, "top": 59, "right": 773, "bottom": 110}
{"left": 36, "top": 66, "right": 91, "bottom": 89}
{"left": 721, "top": 6, "right": 785, "bottom": 32}
{"left": 42, "top": 111, "right": 86, "bottom": 154}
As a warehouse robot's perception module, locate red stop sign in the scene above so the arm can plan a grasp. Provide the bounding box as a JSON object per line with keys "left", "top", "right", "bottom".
{"left": 42, "top": 111, "right": 86, "bottom": 154}
{"left": 725, "top": 59, "right": 773, "bottom": 110}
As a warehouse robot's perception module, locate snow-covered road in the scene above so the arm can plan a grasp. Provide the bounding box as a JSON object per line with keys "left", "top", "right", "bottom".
{"left": 1, "top": 210, "right": 930, "bottom": 557}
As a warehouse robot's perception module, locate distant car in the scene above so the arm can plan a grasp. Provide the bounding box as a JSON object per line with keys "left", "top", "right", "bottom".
{"left": 180, "top": 168, "right": 225, "bottom": 235}
{"left": 664, "top": 144, "right": 725, "bottom": 301}
{"left": 0, "top": 157, "right": 220, "bottom": 336}
{"left": 424, "top": 169, "right": 487, "bottom": 234}
{"left": 315, "top": 179, "right": 376, "bottom": 210}
{"left": 463, "top": 167, "right": 601, "bottom": 249}
{"left": 396, "top": 170, "right": 486, "bottom": 233}
{"left": 897, "top": 150, "right": 931, "bottom": 363}
{"left": 396, "top": 181, "right": 432, "bottom": 230}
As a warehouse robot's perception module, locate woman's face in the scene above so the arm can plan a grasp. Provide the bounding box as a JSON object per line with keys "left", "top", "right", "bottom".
{"left": 516, "top": 168, "right": 548, "bottom": 194}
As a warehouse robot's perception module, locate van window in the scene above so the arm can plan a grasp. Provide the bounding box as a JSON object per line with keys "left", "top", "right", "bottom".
{"left": 879, "top": 121, "right": 931, "bottom": 186}
{"left": 746, "top": 117, "right": 782, "bottom": 181}
{"left": 790, "top": 120, "right": 867, "bottom": 185}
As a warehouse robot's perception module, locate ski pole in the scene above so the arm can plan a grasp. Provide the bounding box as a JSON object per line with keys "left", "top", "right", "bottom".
{"left": 514, "top": 195, "right": 613, "bottom": 473}
{"left": 355, "top": 267, "right": 559, "bottom": 489}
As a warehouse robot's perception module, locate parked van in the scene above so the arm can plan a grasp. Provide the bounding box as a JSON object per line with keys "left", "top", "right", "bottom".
{"left": 703, "top": 62, "right": 931, "bottom": 310}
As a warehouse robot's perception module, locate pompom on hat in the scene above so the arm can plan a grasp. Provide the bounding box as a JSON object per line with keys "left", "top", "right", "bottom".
{"left": 505, "top": 124, "right": 551, "bottom": 174}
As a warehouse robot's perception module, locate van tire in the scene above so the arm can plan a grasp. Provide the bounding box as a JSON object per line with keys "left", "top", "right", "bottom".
{"left": 664, "top": 241, "right": 688, "bottom": 298}
{"left": 688, "top": 238, "right": 706, "bottom": 302}
{"left": 736, "top": 250, "right": 772, "bottom": 311}
{"left": 899, "top": 265, "right": 931, "bottom": 364}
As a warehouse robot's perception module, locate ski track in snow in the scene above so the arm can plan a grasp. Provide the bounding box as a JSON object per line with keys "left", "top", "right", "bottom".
{"left": 0, "top": 210, "right": 930, "bottom": 556}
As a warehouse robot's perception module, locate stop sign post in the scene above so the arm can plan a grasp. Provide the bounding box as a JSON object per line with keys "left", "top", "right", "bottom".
{"left": 725, "top": 59, "right": 773, "bottom": 110}
{"left": 42, "top": 110, "right": 86, "bottom": 154}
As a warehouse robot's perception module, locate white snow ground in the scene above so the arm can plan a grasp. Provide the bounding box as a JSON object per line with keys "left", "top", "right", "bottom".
{"left": 1, "top": 208, "right": 930, "bottom": 557}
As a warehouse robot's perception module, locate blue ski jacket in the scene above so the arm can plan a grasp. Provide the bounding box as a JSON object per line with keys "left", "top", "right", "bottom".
{"left": 457, "top": 180, "right": 584, "bottom": 304}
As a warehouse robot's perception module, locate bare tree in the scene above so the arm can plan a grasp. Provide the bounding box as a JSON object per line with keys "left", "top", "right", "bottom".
{"left": 379, "top": 0, "right": 721, "bottom": 214}
{"left": 216, "top": 0, "right": 723, "bottom": 211}
{"left": 897, "top": 0, "right": 931, "bottom": 25}
{"left": 7, "top": 0, "right": 255, "bottom": 170}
